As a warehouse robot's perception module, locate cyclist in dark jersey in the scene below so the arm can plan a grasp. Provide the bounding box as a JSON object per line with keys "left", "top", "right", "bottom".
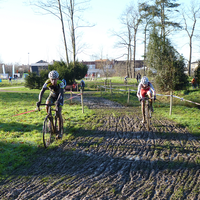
{"left": 36, "top": 70, "right": 64, "bottom": 139}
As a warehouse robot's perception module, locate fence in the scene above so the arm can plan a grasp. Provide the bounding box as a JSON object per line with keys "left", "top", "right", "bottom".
{"left": 96, "top": 80, "right": 200, "bottom": 115}
{"left": 64, "top": 80, "right": 200, "bottom": 116}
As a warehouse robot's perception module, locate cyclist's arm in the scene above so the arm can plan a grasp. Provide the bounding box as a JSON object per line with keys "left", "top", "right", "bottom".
{"left": 149, "top": 82, "right": 156, "bottom": 96}
{"left": 137, "top": 83, "right": 142, "bottom": 98}
{"left": 56, "top": 81, "right": 64, "bottom": 106}
{"left": 56, "top": 88, "right": 64, "bottom": 105}
{"left": 38, "top": 82, "right": 49, "bottom": 102}
{"left": 38, "top": 87, "right": 47, "bottom": 102}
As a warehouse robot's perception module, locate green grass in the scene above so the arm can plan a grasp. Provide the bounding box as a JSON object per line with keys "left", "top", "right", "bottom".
{"left": 1, "top": 80, "right": 200, "bottom": 176}
{"left": 0, "top": 91, "right": 94, "bottom": 176}
{"left": 85, "top": 78, "right": 200, "bottom": 136}
{"left": 0, "top": 79, "right": 24, "bottom": 87}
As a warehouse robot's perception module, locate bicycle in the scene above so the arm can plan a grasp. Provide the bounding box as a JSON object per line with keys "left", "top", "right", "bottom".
{"left": 38, "top": 103, "right": 63, "bottom": 148}
{"left": 143, "top": 96, "right": 154, "bottom": 131}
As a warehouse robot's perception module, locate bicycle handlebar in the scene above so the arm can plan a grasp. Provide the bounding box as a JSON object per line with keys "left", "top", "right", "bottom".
{"left": 37, "top": 103, "right": 55, "bottom": 111}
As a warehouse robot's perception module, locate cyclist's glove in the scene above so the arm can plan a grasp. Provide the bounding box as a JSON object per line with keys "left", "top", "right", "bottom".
{"left": 36, "top": 101, "right": 41, "bottom": 108}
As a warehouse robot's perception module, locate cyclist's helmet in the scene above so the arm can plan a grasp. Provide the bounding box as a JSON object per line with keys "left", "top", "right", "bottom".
{"left": 62, "top": 79, "right": 67, "bottom": 87}
{"left": 141, "top": 76, "right": 149, "bottom": 86}
{"left": 48, "top": 70, "right": 59, "bottom": 79}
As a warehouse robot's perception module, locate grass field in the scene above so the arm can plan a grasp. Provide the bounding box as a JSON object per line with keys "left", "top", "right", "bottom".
{"left": 0, "top": 91, "right": 94, "bottom": 176}
{"left": 83, "top": 77, "right": 200, "bottom": 136}
{"left": 0, "top": 77, "right": 200, "bottom": 176}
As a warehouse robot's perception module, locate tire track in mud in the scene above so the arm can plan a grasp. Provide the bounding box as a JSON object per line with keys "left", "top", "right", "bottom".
{"left": 1, "top": 95, "right": 200, "bottom": 200}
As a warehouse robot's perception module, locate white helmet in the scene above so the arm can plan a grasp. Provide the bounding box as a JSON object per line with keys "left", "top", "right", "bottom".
{"left": 48, "top": 70, "right": 59, "bottom": 79}
{"left": 141, "top": 76, "right": 149, "bottom": 85}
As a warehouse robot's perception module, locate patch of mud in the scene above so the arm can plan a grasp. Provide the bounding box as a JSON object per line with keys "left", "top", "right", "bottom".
{"left": 65, "top": 93, "right": 124, "bottom": 109}
{"left": 1, "top": 94, "right": 200, "bottom": 200}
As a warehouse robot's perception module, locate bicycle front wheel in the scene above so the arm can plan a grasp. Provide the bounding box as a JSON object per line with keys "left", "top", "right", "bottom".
{"left": 146, "top": 101, "right": 150, "bottom": 131}
{"left": 43, "top": 116, "right": 53, "bottom": 148}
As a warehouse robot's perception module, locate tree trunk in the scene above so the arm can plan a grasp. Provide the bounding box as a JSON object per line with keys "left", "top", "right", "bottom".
{"left": 144, "top": 24, "right": 147, "bottom": 75}
{"left": 70, "top": 0, "right": 76, "bottom": 66}
{"left": 58, "top": 0, "right": 69, "bottom": 65}
{"left": 188, "top": 36, "right": 192, "bottom": 76}
{"left": 132, "top": 33, "right": 136, "bottom": 78}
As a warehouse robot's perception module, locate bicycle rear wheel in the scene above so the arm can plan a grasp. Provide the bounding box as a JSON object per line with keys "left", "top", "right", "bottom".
{"left": 43, "top": 116, "right": 53, "bottom": 148}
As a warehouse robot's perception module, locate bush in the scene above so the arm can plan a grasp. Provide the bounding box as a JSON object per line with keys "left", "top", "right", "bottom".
{"left": 25, "top": 61, "right": 88, "bottom": 89}
{"left": 194, "top": 60, "right": 200, "bottom": 87}
{"left": 146, "top": 31, "right": 189, "bottom": 91}
{"left": 24, "top": 72, "right": 41, "bottom": 89}
{"left": 49, "top": 61, "right": 88, "bottom": 84}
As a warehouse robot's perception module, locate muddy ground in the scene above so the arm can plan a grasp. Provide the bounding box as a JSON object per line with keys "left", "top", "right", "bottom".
{"left": 1, "top": 94, "right": 200, "bottom": 200}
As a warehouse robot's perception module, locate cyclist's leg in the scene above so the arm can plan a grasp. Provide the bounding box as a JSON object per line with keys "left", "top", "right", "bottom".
{"left": 56, "top": 106, "right": 63, "bottom": 138}
{"left": 147, "top": 90, "right": 153, "bottom": 112}
{"left": 46, "top": 94, "right": 54, "bottom": 113}
{"left": 141, "top": 99, "right": 145, "bottom": 123}
{"left": 140, "top": 90, "right": 146, "bottom": 123}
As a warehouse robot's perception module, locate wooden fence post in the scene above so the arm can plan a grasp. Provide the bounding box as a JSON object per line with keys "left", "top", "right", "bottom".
{"left": 81, "top": 89, "right": 84, "bottom": 113}
{"left": 110, "top": 80, "right": 112, "bottom": 94}
{"left": 70, "top": 87, "right": 72, "bottom": 103}
{"left": 169, "top": 90, "right": 173, "bottom": 115}
{"left": 127, "top": 88, "right": 130, "bottom": 104}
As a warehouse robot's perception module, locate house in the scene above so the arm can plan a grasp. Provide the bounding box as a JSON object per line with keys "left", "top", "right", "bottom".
{"left": 191, "top": 61, "right": 199, "bottom": 75}
{"left": 81, "top": 59, "right": 114, "bottom": 78}
{"left": 81, "top": 59, "right": 144, "bottom": 78}
{"left": 30, "top": 60, "right": 50, "bottom": 75}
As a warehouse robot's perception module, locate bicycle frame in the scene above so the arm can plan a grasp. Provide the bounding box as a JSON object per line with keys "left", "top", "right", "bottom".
{"left": 46, "top": 105, "right": 57, "bottom": 134}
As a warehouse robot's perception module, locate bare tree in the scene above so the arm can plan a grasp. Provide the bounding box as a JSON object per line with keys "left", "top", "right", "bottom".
{"left": 29, "top": 0, "right": 93, "bottom": 66}
{"left": 129, "top": 5, "right": 142, "bottom": 78}
{"left": 61, "top": 0, "right": 93, "bottom": 65}
{"left": 112, "top": 28, "right": 132, "bottom": 77}
{"left": 29, "top": 0, "right": 70, "bottom": 65}
{"left": 181, "top": 0, "right": 200, "bottom": 76}
{"left": 139, "top": 1, "right": 157, "bottom": 75}
{"left": 112, "top": 3, "right": 141, "bottom": 79}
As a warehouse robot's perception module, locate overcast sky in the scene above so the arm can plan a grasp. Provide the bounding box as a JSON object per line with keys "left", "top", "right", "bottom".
{"left": 0, "top": 0, "right": 199, "bottom": 65}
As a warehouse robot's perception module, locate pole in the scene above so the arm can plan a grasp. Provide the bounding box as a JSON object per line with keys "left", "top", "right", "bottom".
{"left": 127, "top": 88, "right": 130, "bottom": 104}
{"left": 81, "top": 89, "right": 84, "bottom": 113}
{"left": 169, "top": 90, "right": 173, "bottom": 115}
{"left": 110, "top": 80, "right": 112, "bottom": 94}
{"left": 70, "top": 87, "right": 72, "bottom": 103}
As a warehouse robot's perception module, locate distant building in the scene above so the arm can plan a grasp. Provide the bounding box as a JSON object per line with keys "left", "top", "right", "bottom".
{"left": 30, "top": 60, "right": 49, "bottom": 75}
{"left": 191, "top": 61, "right": 199, "bottom": 75}
{"left": 81, "top": 59, "right": 144, "bottom": 78}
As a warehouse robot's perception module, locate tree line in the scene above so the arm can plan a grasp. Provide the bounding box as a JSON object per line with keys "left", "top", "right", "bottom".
{"left": 111, "top": 0, "right": 200, "bottom": 91}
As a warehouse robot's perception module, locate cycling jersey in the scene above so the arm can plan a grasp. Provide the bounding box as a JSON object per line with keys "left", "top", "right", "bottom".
{"left": 39, "top": 79, "right": 64, "bottom": 106}
{"left": 137, "top": 81, "right": 155, "bottom": 98}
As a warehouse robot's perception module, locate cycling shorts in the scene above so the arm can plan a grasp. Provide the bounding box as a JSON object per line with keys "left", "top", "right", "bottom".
{"left": 47, "top": 93, "right": 63, "bottom": 106}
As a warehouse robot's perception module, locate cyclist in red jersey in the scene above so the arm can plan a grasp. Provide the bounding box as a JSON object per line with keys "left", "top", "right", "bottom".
{"left": 137, "top": 76, "right": 156, "bottom": 123}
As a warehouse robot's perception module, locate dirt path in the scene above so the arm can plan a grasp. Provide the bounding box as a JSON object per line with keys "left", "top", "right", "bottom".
{"left": 1, "top": 94, "right": 200, "bottom": 200}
